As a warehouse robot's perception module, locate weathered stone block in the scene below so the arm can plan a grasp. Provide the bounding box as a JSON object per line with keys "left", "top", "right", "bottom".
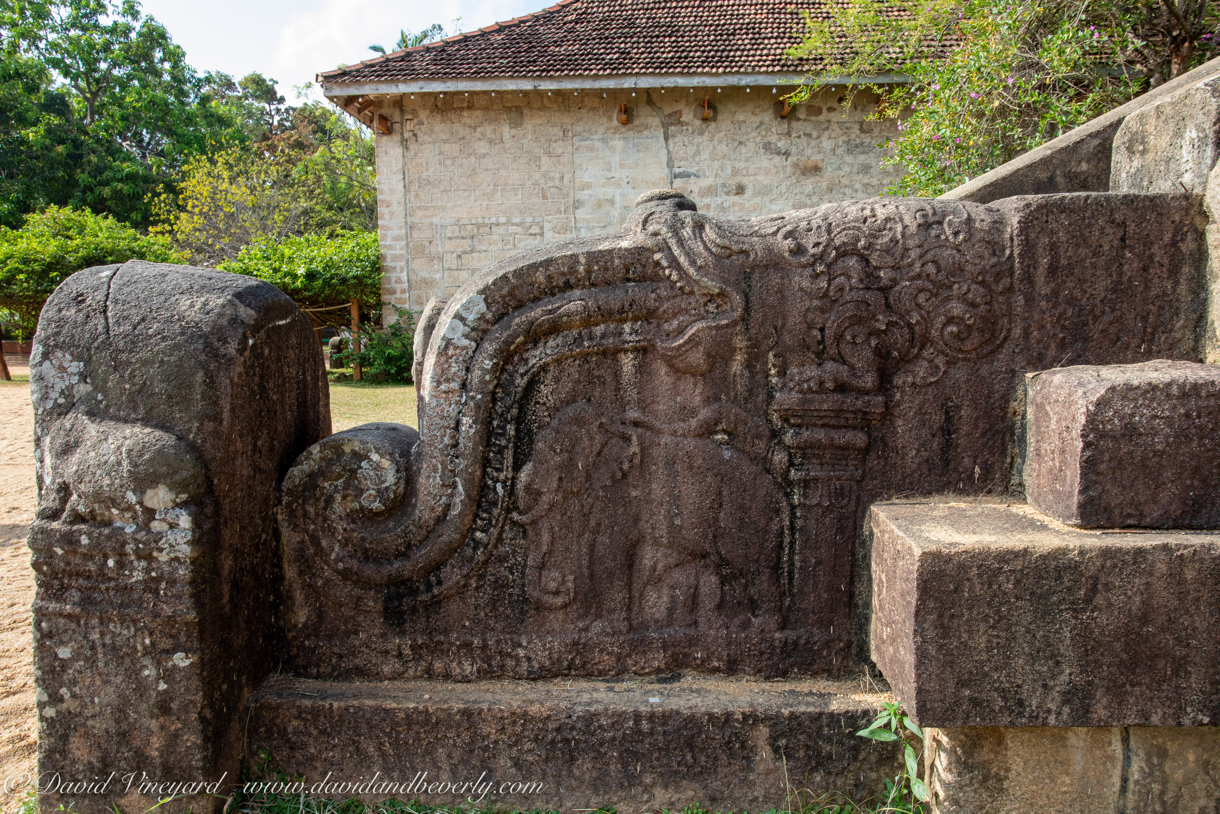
{"left": 870, "top": 501, "right": 1220, "bottom": 727}
{"left": 1024, "top": 361, "right": 1220, "bottom": 528}
{"left": 29, "top": 261, "right": 329, "bottom": 813}
{"left": 997, "top": 193, "right": 1206, "bottom": 373}
{"left": 1111, "top": 74, "right": 1220, "bottom": 194}
{"left": 926, "top": 726, "right": 1220, "bottom": 814}
{"left": 247, "top": 675, "right": 900, "bottom": 813}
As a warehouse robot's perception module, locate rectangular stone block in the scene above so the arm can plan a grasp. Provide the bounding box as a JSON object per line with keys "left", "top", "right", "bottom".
{"left": 1024, "top": 361, "right": 1220, "bottom": 528}
{"left": 996, "top": 193, "right": 1206, "bottom": 373}
{"left": 1111, "top": 73, "right": 1220, "bottom": 194}
{"left": 247, "top": 675, "right": 900, "bottom": 812}
{"left": 870, "top": 501, "right": 1220, "bottom": 727}
{"left": 926, "top": 726, "right": 1220, "bottom": 814}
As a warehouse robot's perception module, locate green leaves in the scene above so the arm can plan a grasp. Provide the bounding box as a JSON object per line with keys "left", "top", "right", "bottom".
{"left": 218, "top": 230, "right": 381, "bottom": 323}
{"left": 789, "top": 0, "right": 1220, "bottom": 197}
{"left": 0, "top": 205, "right": 179, "bottom": 336}
{"left": 854, "top": 700, "right": 928, "bottom": 811}
{"left": 857, "top": 726, "right": 899, "bottom": 741}
{"left": 904, "top": 743, "right": 920, "bottom": 782}
{"left": 333, "top": 309, "right": 417, "bottom": 383}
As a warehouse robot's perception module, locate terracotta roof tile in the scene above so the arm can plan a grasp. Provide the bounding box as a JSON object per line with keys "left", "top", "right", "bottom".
{"left": 321, "top": 0, "right": 934, "bottom": 84}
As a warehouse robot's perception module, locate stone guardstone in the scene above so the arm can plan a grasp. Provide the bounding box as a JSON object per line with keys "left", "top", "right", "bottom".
{"left": 28, "top": 261, "right": 329, "bottom": 814}
{"left": 27, "top": 187, "right": 1213, "bottom": 812}
{"left": 1024, "top": 360, "right": 1220, "bottom": 529}
{"left": 870, "top": 500, "right": 1220, "bottom": 728}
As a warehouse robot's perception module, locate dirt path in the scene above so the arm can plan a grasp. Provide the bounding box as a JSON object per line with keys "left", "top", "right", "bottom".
{"left": 0, "top": 376, "right": 37, "bottom": 813}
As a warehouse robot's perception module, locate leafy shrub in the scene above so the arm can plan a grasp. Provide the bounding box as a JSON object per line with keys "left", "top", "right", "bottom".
{"left": 218, "top": 230, "right": 381, "bottom": 325}
{"left": 152, "top": 148, "right": 307, "bottom": 266}
{"left": 787, "top": 0, "right": 1177, "bottom": 196}
{"left": 333, "top": 308, "right": 416, "bottom": 384}
{"left": 0, "top": 205, "right": 179, "bottom": 338}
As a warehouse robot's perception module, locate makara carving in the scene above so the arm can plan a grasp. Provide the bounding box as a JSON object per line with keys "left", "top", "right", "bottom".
{"left": 279, "top": 191, "right": 1013, "bottom": 677}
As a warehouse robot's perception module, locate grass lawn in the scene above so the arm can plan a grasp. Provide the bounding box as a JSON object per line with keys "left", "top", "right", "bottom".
{"left": 0, "top": 372, "right": 416, "bottom": 430}
{"left": 329, "top": 378, "right": 418, "bottom": 432}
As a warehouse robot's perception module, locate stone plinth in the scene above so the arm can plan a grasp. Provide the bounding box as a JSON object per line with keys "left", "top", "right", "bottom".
{"left": 247, "top": 674, "right": 899, "bottom": 813}
{"left": 926, "top": 726, "right": 1220, "bottom": 814}
{"left": 870, "top": 501, "right": 1220, "bottom": 728}
{"left": 1024, "top": 361, "right": 1220, "bottom": 529}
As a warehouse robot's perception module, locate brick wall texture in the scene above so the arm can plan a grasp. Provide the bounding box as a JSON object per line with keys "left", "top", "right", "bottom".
{"left": 373, "top": 86, "right": 903, "bottom": 313}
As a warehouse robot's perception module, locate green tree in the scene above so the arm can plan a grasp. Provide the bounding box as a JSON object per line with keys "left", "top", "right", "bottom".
{"left": 0, "top": 51, "right": 85, "bottom": 227}
{"left": 217, "top": 231, "right": 382, "bottom": 324}
{"left": 790, "top": 0, "right": 1220, "bottom": 196}
{"left": 292, "top": 102, "right": 377, "bottom": 233}
{"left": 151, "top": 147, "right": 307, "bottom": 265}
{"left": 369, "top": 23, "right": 447, "bottom": 55}
{"left": 1, "top": 0, "right": 246, "bottom": 225}
{"left": 0, "top": 205, "right": 179, "bottom": 338}
{"left": 152, "top": 93, "right": 378, "bottom": 262}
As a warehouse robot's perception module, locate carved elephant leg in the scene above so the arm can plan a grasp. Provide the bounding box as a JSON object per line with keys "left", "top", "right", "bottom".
{"left": 526, "top": 518, "right": 575, "bottom": 611}
{"left": 589, "top": 519, "right": 636, "bottom": 634}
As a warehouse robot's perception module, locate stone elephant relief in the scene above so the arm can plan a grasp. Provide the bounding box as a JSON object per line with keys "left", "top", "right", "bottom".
{"left": 513, "top": 401, "right": 786, "bottom": 634}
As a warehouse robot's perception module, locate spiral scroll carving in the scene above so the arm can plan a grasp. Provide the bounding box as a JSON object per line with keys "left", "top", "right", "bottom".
{"left": 762, "top": 199, "right": 1012, "bottom": 393}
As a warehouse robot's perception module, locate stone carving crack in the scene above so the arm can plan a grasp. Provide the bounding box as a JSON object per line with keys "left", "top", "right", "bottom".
{"left": 645, "top": 92, "right": 675, "bottom": 189}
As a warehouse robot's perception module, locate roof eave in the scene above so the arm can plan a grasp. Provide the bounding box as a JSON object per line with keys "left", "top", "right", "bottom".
{"left": 320, "top": 71, "right": 910, "bottom": 97}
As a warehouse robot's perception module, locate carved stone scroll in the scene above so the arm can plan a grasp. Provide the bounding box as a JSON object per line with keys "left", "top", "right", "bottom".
{"left": 278, "top": 191, "right": 1017, "bottom": 679}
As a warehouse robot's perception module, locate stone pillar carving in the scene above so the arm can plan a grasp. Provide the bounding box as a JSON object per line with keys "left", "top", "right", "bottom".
{"left": 773, "top": 392, "right": 885, "bottom": 651}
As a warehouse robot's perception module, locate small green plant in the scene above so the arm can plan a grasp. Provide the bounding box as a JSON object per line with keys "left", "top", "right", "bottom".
{"left": 856, "top": 701, "right": 928, "bottom": 812}
{"left": 333, "top": 308, "right": 416, "bottom": 384}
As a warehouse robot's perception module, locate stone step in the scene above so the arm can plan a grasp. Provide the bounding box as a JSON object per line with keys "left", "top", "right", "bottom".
{"left": 246, "top": 673, "right": 900, "bottom": 811}
{"left": 1023, "top": 360, "right": 1220, "bottom": 529}
{"left": 869, "top": 499, "right": 1220, "bottom": 728}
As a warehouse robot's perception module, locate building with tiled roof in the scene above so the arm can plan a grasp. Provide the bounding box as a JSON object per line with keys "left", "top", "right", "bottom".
{"left": 319, "top": 0, "right": 912, "bottom": 312}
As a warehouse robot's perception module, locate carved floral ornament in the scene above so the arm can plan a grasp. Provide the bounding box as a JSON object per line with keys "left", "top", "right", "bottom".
{"left": 629, "top": 190, "right": 1014, "bottom": 392}
{"left": 280, "top": 192, "right": 1015, "bottom": 598}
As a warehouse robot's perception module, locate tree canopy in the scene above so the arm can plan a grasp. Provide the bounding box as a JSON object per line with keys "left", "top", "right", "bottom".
{"left": 0, "top": 0, "right": 384, "bottom": 336}
{"left": 369, "top": 22, "right": 450, "bottom": 55}
{"left": 790, "top": 0, "right": 1220, "bottom": 196}
{"left": 0, "top": 205, "right": 178, "bottom": 338}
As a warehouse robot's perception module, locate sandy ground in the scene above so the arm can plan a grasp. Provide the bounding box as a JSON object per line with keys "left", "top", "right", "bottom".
{"left": 0, "top": 365, "right": 37, "bottom": 813}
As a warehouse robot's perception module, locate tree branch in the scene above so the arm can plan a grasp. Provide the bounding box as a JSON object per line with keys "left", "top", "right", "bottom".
{"left": 1161, "top": 0, "right": 1195, "bottom": 37}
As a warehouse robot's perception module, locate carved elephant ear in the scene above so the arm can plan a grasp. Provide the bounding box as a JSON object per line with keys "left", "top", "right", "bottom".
{"left": 511, "top": 405, "right": 609, "bottom": 525}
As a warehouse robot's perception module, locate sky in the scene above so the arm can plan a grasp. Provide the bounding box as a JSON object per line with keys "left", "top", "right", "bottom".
{"left": 140, "top": 0, "right": 544, "bottom": 101}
